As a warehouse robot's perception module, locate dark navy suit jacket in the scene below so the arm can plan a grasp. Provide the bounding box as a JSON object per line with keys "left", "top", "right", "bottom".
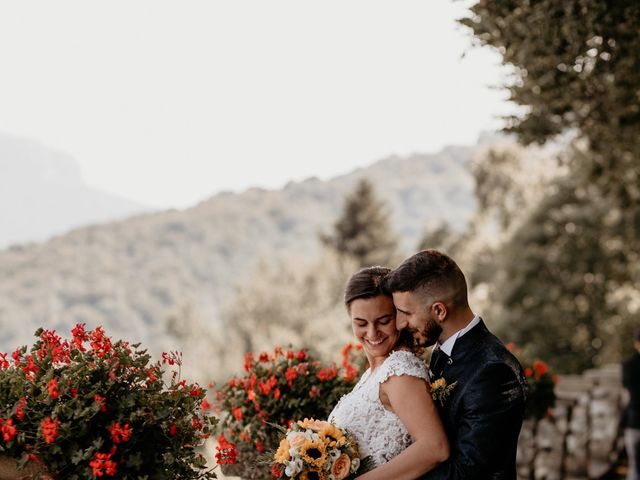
{"left": 421, "top": 319, "right": 527, "bottom": 480}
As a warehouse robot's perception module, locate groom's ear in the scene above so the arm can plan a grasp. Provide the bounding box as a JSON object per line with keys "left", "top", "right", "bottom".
{"left": 431, "top": 302, "right": 448, "bottom": 322}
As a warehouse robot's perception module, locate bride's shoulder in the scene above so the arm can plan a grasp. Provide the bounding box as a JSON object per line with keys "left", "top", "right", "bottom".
{"left": 377, "top": 349, "right": 428, "bottom": 383}
{"left": 386, "top": 348, "right": 424, "bottom": 363}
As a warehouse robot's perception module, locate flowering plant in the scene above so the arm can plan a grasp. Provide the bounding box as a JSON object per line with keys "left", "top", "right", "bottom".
{"left": 506, "top": 343, "right": 557, "bottom": 420}
{"left": 0, "top": 325, "right": 217, "bottom": 479}
{"left": 214, "top": 344, "right": 366, "bottom": 479}
{"left": 270, "top": 418, "right": 372, "bottom": 480}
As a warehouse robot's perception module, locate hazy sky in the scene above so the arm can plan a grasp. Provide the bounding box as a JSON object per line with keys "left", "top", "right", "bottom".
{"left": 0, "top": 1, "right": 511, "bottom": 209}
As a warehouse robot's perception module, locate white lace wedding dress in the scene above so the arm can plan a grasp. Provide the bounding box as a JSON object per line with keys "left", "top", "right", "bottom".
{"left": 328, "top": 350, "right": 429, "bottom": 466}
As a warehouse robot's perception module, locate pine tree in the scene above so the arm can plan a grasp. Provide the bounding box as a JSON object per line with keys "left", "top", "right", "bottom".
{"left": 321, "top": 179, "right": 398, "bottom": 267}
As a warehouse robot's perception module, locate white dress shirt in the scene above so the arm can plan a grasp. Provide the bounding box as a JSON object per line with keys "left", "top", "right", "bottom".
{"left": 436, "top": 314, "right": 481, "bottom": 357}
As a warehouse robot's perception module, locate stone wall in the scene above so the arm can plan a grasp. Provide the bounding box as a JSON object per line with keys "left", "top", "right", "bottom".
{"left": 517, "top": 364, "right": 626, "bottom": 480}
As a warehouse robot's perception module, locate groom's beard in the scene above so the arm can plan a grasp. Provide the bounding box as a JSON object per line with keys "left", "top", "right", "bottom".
{"left": 423, "top": 326, "right": 442, "bottom": 347}
{"left": 410, "top": 321, "right": 442, "bottom": 348}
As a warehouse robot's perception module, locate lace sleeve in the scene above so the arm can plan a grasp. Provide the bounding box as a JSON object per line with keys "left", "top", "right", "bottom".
{"left": 376, "top": 350, "right": 429, "bottom": 384}
{"left": 328, "top": 350, "right": 429, "bottom": 466}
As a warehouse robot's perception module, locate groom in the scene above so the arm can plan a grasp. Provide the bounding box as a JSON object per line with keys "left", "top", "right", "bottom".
{"left": 384, "top": 250, "right": 527, "bottom": 479}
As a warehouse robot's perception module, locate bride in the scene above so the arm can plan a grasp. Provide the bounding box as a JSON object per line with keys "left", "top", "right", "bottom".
{"left": 328, "top": 267, "right": 449, "bottom": 479}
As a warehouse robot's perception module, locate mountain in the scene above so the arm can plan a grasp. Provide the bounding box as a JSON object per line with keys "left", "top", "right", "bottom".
{"left": 0, "top": 142, "right": 477, "bottom": 374}
{"left": 0, "top": 132, "right": 151, "bottom": 248}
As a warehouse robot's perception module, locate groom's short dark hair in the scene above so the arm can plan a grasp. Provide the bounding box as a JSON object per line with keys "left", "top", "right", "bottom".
{"left": 384, "top": 250, "right": 468, "bottom": 309}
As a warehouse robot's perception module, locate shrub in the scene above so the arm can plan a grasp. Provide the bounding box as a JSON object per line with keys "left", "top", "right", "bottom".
{"left": 0, "top": 325, "right": 217, "bottom": 479}
{"left": 214, "top": 344, "right": 365, "bottom": 479}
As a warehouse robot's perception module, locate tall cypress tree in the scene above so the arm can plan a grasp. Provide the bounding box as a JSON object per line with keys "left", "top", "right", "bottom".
{"left": 321, "top": 179, "right": 398, "bottom": 267}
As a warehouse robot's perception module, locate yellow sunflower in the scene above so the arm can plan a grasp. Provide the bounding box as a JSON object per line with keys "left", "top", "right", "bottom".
{"left": 297, "top": 418, "right": 329, "bottom": 431}
{"left": 431, "top": 378, "right": 447, "bottom": 390}
{"left": 300, "top": 467, "right": 328, "bottom": 480}
{"left": 318, "top": 423, "right": 346, "bottom": 448}
{"left": 274, "top": 438, "right": 291, "bottom": 463}
{"left": 299, "top": 438, "right": 328, "bottom": 468}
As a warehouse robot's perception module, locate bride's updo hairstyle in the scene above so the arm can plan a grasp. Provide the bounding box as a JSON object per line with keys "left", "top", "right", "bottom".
{"left": 344, "top": 266, "right": 419, "bottom": 353}
{"left": 344, "top": 266, "right": 392, "bottom": 311}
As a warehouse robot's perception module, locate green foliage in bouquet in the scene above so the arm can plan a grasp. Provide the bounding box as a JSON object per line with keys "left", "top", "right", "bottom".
{"left": 507, "top": 343, "right": 557, "bottom": 421}
{"left": 0, "top": 325, "right": 217, "bottom": 479}
{"left": 214, "top": 344, "right": 367, "bottom": 479}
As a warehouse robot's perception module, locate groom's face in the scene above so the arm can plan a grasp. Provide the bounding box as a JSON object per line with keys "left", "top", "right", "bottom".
{"left": 392, "top": 290, "right": 442, "bottom": 347}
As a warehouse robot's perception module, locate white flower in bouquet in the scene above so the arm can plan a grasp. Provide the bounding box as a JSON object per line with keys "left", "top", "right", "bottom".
{"left": 284, "top": 457, "right": 304, "bottom": 477}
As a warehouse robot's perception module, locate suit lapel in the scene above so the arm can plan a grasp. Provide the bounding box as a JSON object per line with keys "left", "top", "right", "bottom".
{"left": 448, "top": 318, "right": 489, "bottom": 364}
{"left": 434, "top": 319, "right": 490, "bottom": 415}
{"left": 431, "top": 319, "right": 488, "bottom": 380}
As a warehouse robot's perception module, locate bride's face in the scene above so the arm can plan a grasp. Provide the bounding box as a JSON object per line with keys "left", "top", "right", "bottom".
{"left": 349, "top": 295, "right": 399, "bottom": 365}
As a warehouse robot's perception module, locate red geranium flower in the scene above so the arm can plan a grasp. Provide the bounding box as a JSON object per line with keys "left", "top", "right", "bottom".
{"left": 89, "top": 327, "right": 113, "bottom": 358}
{"left": 201, "top": 398, "right": 212, "bottom": 411}
{"left": 48, "top": 377, "right": 59, "bottom": 399}
{"left": 344, "top": 364, "right": 358, "bottom": 382}
{"left": 232, "top": 407, "right": 243, "bottom": 421}
{"left": 94, "top": 394, "right": 107, "bottom": 413}
{"left": 215, "top": 434, "right": 238, "bottom": 465}
{"left": 89, "top": 450, "right": 117, "bottom": 477}
{"left": 1, "top": 418, "right": 17, "bottom": 442}
{"left": 192, "top": 417, "right": 203, "bottom": 430}
{"left": 15, "top": 397, "right": 26, "bottom": 421}
{"left": 533, "top": 360, "right": 549, "bottom": 379}
{"left": 22, "top": 354, "right": 40, "bottom": 379}
{"left": 243, "top": 352, "right": 254, "bottom": 373}
{"left": 108, "top": 422, "right": 132, "bottom": 444}
{"left": 0, "top": 352, "right": 9, "bottom": 369}
{"left": 317, "top": 365, "right": 337, "bottom": 382}
{"left": 40, "top": 417, "right": 60, "bottom": 444}
{"left": 271, "top": 464, "right": 283, "bottom": 478}
{"left": 285, "top": 367, "right": 298, "bottom": 386}
{"left": 71, "top": 323, "right": 88, "bottom": 352}
{"left": 147, "top": 368, "right": 157, "bottom": 384}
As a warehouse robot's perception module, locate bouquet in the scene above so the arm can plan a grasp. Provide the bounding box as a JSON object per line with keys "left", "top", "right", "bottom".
{"left": 0, "top": 325, "right": 217, "bottom": 479}
{"left": 271, "top": 418, "right": 372, "bottom": 480}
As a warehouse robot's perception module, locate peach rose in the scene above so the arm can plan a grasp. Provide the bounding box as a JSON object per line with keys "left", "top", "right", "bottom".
{"left": 288, "top": 432, "right": 308, "bottom": 449}
{"left": 331, "top": 453, "right": 351, "bottom": 480}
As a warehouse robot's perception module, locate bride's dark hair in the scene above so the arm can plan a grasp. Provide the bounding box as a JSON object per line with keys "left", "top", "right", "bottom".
{"left": 344, "top": 266, "right": 392, "bottom": 310}
{"left": 344, "top": 266, "right": 420, "bottom": 354}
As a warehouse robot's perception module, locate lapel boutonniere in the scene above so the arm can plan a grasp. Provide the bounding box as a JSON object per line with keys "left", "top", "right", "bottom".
{"left": 431, "top": 377, "right": 457, "bottom": 406}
